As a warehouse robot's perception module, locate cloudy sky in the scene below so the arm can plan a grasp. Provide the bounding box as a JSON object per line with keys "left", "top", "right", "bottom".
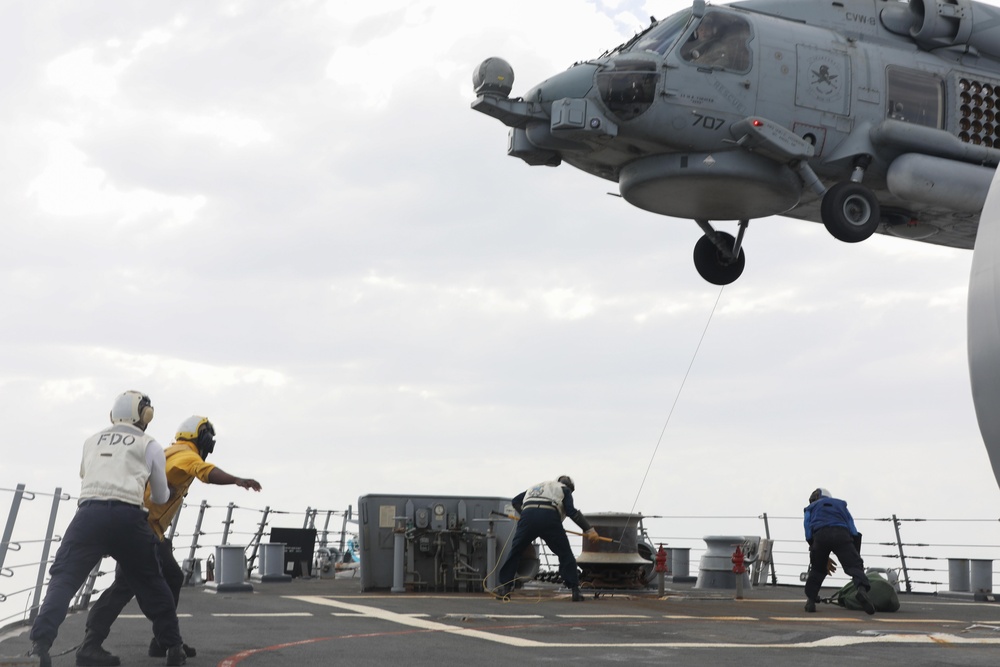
{"left": 2, "top": 0, "right": 999, "bottom": 542}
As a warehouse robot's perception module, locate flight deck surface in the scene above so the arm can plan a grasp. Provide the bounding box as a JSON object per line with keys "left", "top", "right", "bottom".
{"left": 3, "top": 575, "right": 999, "bottom": 666}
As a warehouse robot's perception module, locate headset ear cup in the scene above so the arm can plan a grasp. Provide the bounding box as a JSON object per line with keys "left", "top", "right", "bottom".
{"left": 140, "top": 405, "right": 154, "bottom": 427}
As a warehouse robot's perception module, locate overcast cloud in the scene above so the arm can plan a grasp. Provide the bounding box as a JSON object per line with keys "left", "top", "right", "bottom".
{"left": 2, "top": 0, "right": 998, "bottom": 529}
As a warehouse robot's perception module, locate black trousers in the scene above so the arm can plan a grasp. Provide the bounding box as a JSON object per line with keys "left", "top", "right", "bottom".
{"left": 29, "top": 501, "right": 182, "bottom": 648}
{"left": 805, "top": 525, "right": 870, "bottom": 601}
{"left": 85, "top": 537, "right": 185, "bottom": 644}
{"left": 498, "top": 508, "right": 580, "bottom": 589}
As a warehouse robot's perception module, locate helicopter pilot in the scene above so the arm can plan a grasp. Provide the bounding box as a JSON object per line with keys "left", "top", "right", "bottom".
{"left": 683, "top": 13, "right": 750, "bottom": 71}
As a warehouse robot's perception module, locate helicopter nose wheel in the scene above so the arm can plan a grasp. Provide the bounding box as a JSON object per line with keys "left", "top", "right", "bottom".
{"left": 693, "top": 221, "right": 747, "bottom": 285}
{"left": 821, "top": 181, "right": 881, "bottom": 243}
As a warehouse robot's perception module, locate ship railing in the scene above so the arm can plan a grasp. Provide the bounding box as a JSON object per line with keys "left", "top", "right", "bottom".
{"left": 5, "top": 484, "right": 1000, "bottom": 634}
{"left": 0, "top": 483, "right": 356, "bottom": 634}
{"left": 532, "top": 512, "right": 1000, "bottom": 595}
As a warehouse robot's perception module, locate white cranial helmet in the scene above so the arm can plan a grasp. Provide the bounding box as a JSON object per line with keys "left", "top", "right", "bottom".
{"left": 109, "top": 390, "right": 154, "bottom": 429}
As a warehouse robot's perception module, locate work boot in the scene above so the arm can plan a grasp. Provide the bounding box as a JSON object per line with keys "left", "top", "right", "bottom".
{"left": 165, "top": 645, "right": 187, "bottom": 666}
{"left": 76, "top": 640, "right": 121, "bottom": 666}
{"left": 804, "top": 598, "right": 817, "bottom": 613}
{"left": 150, "top": 638, "right": 196, "bottom": 658}
{"left": 29, "top": 641, "right": 51, "bottom": 667}
{"left": 571, "top": 587, "right": 585, "bottom": 602}
{"left": 493, "top": 583, "right": 513, "bottom": 599}
{"left": 856, "top": 585, "right": 876, "bottom": 615}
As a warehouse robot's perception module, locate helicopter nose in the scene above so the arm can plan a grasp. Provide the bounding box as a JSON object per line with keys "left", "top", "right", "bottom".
{"left": 524, "top": 63, "right": 598, "bottom": 104}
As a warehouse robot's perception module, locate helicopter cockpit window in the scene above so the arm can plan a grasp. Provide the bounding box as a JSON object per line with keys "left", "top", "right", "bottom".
{"left": 597, "top": 59, "right": 659, "bottom": 121}
{"left": 886, "top": 66, "right": 942, "bottom": 129}
{"left": 679, "top": 12, "right": 752, "bottom": 72}
{"left": 627, "top": 10, "right": 692, "bottom": 56}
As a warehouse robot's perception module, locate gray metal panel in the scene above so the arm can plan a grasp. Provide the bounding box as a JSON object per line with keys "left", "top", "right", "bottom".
{"left": 357, "top": 494, "right": 516, "bottom": 592}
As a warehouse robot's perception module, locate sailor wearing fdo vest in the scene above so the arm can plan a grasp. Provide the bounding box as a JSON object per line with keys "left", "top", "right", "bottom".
{"left": 28, "top": 391, "right": 189, "bottom": 667}
{"left": 76, "top": 415, "right": 262, "bottom": 666}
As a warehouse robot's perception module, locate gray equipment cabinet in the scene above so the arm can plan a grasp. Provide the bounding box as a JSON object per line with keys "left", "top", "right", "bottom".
{"left": 358, "top": 493, "right": 529, "bottom": 592}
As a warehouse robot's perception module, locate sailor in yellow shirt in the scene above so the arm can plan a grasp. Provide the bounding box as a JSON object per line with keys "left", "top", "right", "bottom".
{"left": 75, "top": 416, "right": 261, "bottom": 667}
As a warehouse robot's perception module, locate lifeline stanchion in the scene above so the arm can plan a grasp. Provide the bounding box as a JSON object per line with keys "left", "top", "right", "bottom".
{"left": 29, "top": 487, "right": 64, "bottom": 622}
{"left": 183, "top": 500, "right": 208, "bottom": 586}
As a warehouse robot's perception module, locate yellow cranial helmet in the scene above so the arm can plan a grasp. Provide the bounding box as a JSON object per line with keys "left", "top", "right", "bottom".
{"left": 176, "top": 415, "right": 216, "bottom": 458}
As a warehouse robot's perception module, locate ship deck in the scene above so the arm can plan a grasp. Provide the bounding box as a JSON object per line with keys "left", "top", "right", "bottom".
{"left": 3, "top": 572, "right": 1000, "bottom": 666}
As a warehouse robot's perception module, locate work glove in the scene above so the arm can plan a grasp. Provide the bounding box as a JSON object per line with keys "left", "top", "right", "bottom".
{"left": 826, "top": 558, "right": 838, "bottom": 576}
{"left": 584, "top": 528, "right": 600, "bottom": 543}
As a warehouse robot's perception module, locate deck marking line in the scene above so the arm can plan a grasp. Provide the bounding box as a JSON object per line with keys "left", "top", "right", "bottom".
{"left": 283, "top": 597, "right": 1000, "bottom": 649}
{"left": 284, "top": 595, "right": 546, "bottom": 647}
{"left": 211, "top": 613, "right": 313, "bottom": 617}
{"left": 876, "top": 619, "right": 964, "bottom": 624}
{"left": 664, "top": 615, "right": 757, "bottom": 621}
{"left": 443, "top": 614, "right": 544, "bottom": 619}
{"left": 770, "top": 616, "right": 859, "bottom": 622}
{"left": 556, "top": 614, "right": 649, "bottom": 619}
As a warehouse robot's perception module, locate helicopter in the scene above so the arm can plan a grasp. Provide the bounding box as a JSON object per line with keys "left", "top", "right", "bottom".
{"left": 471, "top": 0, "right": 1000, "bottom": 285}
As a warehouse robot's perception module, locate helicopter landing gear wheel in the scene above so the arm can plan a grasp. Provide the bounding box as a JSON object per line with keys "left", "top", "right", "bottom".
{"left": 821, "top": 181, "right": 881, "bottom": 243}
{"left": 693, "top": 231, "right": 745, "bottom": 285}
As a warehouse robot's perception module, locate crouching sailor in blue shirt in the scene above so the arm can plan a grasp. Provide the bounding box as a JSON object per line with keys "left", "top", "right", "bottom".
{"left": 495, "top": 476, "right": 599, "bottom": 601}
{"left": 28, "top": 391, "right": 189, "bottom": 667}
{"left": 803, "top": 487, "right": 875, "bottom": 615}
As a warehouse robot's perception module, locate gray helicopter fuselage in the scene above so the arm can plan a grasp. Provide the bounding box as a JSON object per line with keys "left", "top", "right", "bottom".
{"left": 473, "top": 0, "right": 1000, "bottom": 249}
{"left": 472, "top": 0, "right": 1000, "bottom": 491}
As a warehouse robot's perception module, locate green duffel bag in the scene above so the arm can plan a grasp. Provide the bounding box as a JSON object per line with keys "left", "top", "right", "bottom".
{"left": 835, "top": 571, "right": 900, "bottom": 612}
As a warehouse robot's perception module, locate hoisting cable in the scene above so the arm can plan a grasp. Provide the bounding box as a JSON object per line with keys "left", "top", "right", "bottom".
{"left": 490, "top": 286, "right": 726, "bottom": 591}
{"left": 617, "top": 285, "right": 726, "bottom": 546}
